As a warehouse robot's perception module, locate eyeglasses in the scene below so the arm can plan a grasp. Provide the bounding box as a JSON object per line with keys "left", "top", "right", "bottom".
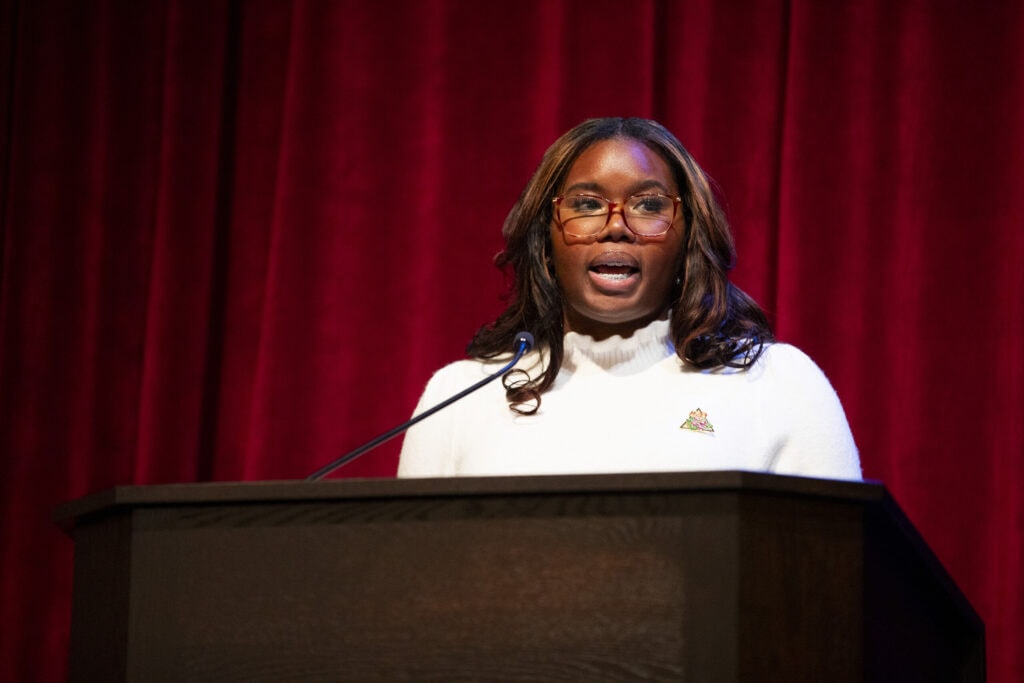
{"left": 552, "top": 193, "right": 681, "bottom": 238}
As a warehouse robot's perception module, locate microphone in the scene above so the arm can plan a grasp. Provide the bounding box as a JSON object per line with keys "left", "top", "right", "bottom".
{"left": 305, "top": 331, "right": 535, "bottom": 480}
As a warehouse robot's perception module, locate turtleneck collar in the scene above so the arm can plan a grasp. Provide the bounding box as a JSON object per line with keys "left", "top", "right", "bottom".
{"left": 562, "top": 318, "right": 675, "bottom": 376}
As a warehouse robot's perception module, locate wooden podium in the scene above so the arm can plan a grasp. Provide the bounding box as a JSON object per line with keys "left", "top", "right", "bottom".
{"left": 56, "top": 471, "right": 984, "bottom": 682}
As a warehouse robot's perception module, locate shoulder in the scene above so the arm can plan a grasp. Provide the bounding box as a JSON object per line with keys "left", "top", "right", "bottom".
{"left": 754, "top": 342, "right": 850, "bottom": 423}
{"left": 753, "top": 342, "right": 832, "bottom": 380}
{"left": 417, "top": 359, "right": 491, "bottom": 400}
{"left": 421, "top": 350, "right": 545, "bottom": 395}
{"left": 737, "top": 342, "right": 846, "bottom": 406}
{"left": 428, "top": 357, "right": 496, "bottom": 383}
{"left": 700, "top": 342, "right": 827, "bottom": 383}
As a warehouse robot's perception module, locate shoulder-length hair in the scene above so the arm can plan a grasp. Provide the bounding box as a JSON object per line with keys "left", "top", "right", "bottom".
{"left": 468, "top": 117, "right": 773, "bottom": 413}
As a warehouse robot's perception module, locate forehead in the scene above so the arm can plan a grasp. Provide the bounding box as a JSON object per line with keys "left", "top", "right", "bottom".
{"left": 562, "top": 137, "right": 676, "bottom": 191}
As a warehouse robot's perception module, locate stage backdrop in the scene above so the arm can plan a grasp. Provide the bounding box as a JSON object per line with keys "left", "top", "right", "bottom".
{"left": 1, "top": 1, "right": 1021, "bottom": 680}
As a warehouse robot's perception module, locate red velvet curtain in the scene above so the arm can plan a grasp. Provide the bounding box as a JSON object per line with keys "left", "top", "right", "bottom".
{"left": 2, "top": 1, "right": 1021, "bottom": 679}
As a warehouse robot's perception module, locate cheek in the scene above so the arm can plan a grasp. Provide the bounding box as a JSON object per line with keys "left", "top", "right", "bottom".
{"left": 646, "top": 238, "right": 685, "bottom": 283}
{"left": 645, "top": 262, "right": 680, "bottom": 307}
{"left": 551, "top": 252, "right": 580, "bottom": 297}
{"left": 643, "top": 247, "right": 685, "bottom": 307}
{"left": 551, "top": 245, "right": 571, "bottom": 272}
{"left": 549, "top": 229, "right": 579, "bottom": 280}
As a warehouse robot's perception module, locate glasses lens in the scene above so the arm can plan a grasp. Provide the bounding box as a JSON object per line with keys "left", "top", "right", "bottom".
{"left": 559, "top": 195, "right": 608, "bottom": 236}
{"left": 624, "top": 194, "right": 675, "bottom": 235}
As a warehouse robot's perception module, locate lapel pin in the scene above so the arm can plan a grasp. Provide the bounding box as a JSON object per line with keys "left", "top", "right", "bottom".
{"left": 680, "top": 408, "right": 715, "bottom": 434}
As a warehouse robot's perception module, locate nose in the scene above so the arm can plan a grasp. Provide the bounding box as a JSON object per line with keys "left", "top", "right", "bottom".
{"left": 598, "top": 205, "right": 636, "bottom": 242}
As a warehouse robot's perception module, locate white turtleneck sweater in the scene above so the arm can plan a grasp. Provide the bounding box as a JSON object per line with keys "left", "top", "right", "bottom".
{"left": 398, "top": 319, "right": 861, "bottom": 481}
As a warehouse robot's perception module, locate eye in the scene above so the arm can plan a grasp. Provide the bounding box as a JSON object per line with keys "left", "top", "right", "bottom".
{"left": 564, "top": 195, "right": 606, "bottom": 214}
{"left": 629, "top": 194, "right": 672, "bottom": 216}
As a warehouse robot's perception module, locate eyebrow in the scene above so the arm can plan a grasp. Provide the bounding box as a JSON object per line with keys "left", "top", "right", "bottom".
{"left": 562, "top": 179, "right": 675, "bottom": 196}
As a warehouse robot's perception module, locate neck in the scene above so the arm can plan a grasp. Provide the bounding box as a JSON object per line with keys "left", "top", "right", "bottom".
{"left": 562, "top": 310, "right": 669, "bottom": 341}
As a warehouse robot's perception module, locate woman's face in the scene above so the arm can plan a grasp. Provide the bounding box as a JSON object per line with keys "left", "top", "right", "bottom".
{"left": 549, "top": 137, "right": 685, "bottom": 340}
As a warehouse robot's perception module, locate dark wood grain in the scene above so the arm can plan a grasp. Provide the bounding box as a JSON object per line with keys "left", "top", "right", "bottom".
{"left": 58, "top": 472, "right": 984, "bottom": 682}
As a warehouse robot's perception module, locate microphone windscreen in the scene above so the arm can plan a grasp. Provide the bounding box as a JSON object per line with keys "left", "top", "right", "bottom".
{"left": 514, "top": 331, "right": 535, "bottom": 353}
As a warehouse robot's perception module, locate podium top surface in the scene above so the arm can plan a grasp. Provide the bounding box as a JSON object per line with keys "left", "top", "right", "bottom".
{"left": 55, "top": 470, "right": 882, "bottom": 530}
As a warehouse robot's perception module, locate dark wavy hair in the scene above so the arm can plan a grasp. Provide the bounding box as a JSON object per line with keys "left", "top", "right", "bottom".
{"left": 468, "top": 117, "right": 773, "bottom": 413}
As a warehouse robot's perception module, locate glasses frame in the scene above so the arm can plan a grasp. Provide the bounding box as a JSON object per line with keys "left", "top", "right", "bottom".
{"left": 552, "top": 193, "right": 682, "bottom": 238}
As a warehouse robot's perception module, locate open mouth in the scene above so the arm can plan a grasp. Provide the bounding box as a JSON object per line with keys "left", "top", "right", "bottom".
{"left": 589, "top": 252, "right": 640, "bottom": 283}
{"left": 590, "top": 264, "right": 639, "bottom": 281}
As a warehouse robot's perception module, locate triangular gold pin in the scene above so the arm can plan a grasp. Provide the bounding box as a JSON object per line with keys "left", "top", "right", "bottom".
{"left": 680, "top": 408, "right": 714, "bottom": 434}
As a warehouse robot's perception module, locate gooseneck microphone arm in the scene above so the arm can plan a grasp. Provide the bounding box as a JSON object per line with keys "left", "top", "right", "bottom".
{"left": 305, "top": 332, "right": 535, "bottom": 481}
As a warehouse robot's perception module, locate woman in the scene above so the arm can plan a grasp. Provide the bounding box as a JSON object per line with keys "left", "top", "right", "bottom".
{"left": 398, "top": 117, "right": 860, "bottom": 481}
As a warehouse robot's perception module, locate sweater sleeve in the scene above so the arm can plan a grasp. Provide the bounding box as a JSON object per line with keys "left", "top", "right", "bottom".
{"left": 760, "top": 344, "right": 862, "bottom": 481}
{"left": 396, "top": 364, "right": 461, "bottom": 478}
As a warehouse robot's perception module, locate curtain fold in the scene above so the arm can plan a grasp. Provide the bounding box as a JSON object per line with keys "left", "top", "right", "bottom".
{"left": 1, "top": 1, "right": 1021, "bottom": 680}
